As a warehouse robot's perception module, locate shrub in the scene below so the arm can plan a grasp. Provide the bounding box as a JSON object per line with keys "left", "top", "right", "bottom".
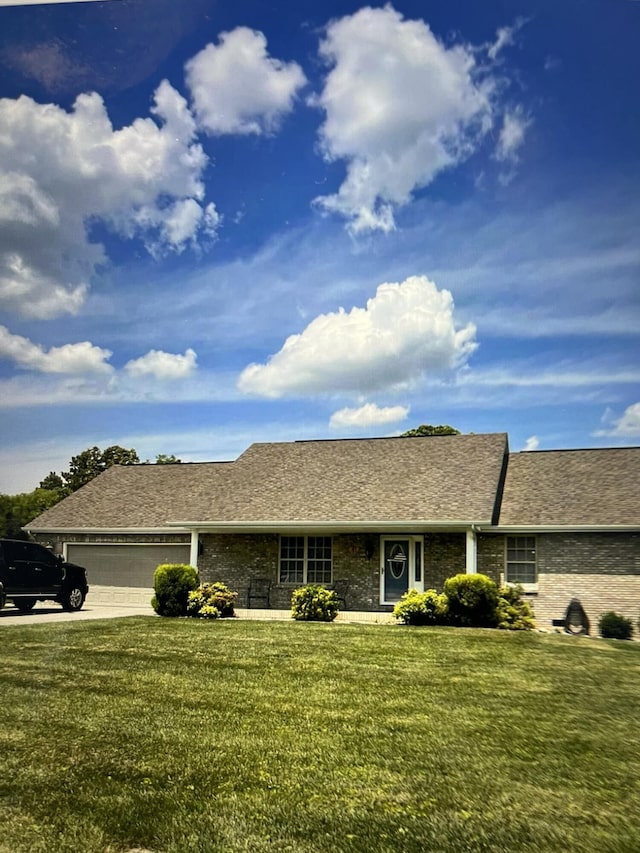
{"left": 187, "top": 582, "right": 237, "bottom": 619}
{"left": 598, "top": 611, "right": 634, "bottom": 640}
{"left": 496, "top": 584, "right": 535, "bottom": 631}
{"left": 393, "top": 588, "right": 448, "bottom": 626}
{"left": 151, "top": 563, "right": 199, "bottom": 617}
{"left": 291, "top": 585, "right": 339, "bottom": 622}
{"left": 444, "top": 573, "right": 500, "bottom": 628}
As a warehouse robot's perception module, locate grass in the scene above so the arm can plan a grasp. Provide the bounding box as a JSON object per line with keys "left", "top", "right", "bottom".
{"left": 1, "top": 619, "right": 639, "bottom": 853}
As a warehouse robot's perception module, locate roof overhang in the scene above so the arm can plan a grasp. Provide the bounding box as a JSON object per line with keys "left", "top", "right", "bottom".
{"left": 491, "top": 524, "right": 640, "bottom": 533}
{"left": 166, "top": 519, "right": 491, "bottom": 534}
{"left": 24, "top": 526, "right": 191, "bottom": 535}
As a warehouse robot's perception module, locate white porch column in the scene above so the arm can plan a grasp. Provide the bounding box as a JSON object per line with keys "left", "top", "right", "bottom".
{"left": 465, "top": 528, "right": 477, "bottom": 574}
{"left": 189, "top": 530, "right": 200, "bottom": 570}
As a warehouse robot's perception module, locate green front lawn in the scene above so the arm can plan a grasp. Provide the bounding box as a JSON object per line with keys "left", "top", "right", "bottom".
{"left": 1, "top": 618, "right": 639, "bottom": 852}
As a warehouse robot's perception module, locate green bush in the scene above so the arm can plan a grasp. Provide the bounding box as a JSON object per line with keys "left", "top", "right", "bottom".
{"left": 393, "top": 588, "right": 448, "bottom": 625}
{"left": 598, "top": 611, "right": 634, "bottom": 640}
{"left": 496, "top": 584, "right": 535, "bottom": 631}
{"left": 444, "top": 573, "right": 500, "bottom": 628}
{"left": 291, "top": 585, "right": 339, "bottom": 622}
{"left": 151, "top": 563, "right": 199, "bottom": 617}
{"left": 187, "top": 582, "right": 238, "bottom": 619}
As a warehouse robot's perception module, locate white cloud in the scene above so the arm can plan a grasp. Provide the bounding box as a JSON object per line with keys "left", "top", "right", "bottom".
{"left": 495, "top": 106, "right": 530, "bottom": 163}
{"left": 312, "top": 5, "right": 496, "bottom": 233}
{"left": 0, "top": 325, "right": 113, "bottom": 374}
{"left": 487, "top": 19, "right": 527, "bottom": 61}
{"left": 185, "top": 27, "right": 306, "bottom": 136}
{"left": 238, "top": 274, "right": 476, "bottom": 398}
{"left": 124, "top": 348, "right": 198, "bottom": 380}
{"left": 330, "top": 403, "right": 409, "bottom": 429}
{"left": 523, "top": 435, "right": 539, "bottom": 451}
{"left": 0, "top": 79, "right": 215, "bottom": 319}
{"left": 457, "top": 365, "right": 640, "bottom": 389}
{"left": 596, "top": 402, "right": 640, "bottom": 437}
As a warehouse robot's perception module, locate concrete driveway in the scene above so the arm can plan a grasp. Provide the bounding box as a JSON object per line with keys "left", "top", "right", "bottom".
{"left": 0, "top": 601, "right": 155, "bottom": 626}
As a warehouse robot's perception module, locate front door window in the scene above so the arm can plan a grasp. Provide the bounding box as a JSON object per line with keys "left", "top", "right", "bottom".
{"left": 383, "top": 539, "right": 409, "bottom": 603}
{"left": 381, "top": 536, "right": 424, "bottom": 604}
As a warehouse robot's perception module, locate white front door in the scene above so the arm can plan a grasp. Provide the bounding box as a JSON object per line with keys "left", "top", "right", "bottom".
{"left": 380, "top": 536, "right": 424, "bottom": 604}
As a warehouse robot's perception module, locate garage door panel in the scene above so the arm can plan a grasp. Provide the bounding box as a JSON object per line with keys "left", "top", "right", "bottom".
{"left": 66, "top": 544, "right": 191, "bottom": 588}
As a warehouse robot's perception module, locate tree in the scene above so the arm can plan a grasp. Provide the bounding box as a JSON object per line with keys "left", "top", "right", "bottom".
{"left": 39, "top": 471, "right": 65, "bottom": 492}
{"left": 400, "top": 424, "right": 461, "bottom": 437}
{"left": 1, "top": 445, "right": 147, "bottom": 535}
{"left": 155, "top": 454, "right": 182, "bottom": 464}
{"left": 63, "top": 445, "right": 140, "bottom": 493}
{"left": 38, "top": 471, "right": 68, "bottom": 502}
{"left": 0, "top": 488, "right": 61, "bottom": 539}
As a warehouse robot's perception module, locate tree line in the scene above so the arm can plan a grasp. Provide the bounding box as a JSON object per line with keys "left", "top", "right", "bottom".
{"left": 0, "top": 446, "right": 181, "bottom": 540}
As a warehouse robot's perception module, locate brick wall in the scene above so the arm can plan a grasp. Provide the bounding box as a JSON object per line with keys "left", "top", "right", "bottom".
{"left": 198, "top": 531, "right": 476, "bottom": 611}
{"left": 198, "top": 532, "right": 281, "bottom": 604}
{"left": 479, "top": 532, "right": 640, "bottom": 631}
{"left": 424, "top": 533, "right": 466, "bottom": 589}
{"left": 198, "top": 532, "right": 384, "bottom": 610}
{"left": 477, "top": 534, "right": 503, "bottom": 584}
{"left": 534, "top": 532, "right": 640, "bottom": 629}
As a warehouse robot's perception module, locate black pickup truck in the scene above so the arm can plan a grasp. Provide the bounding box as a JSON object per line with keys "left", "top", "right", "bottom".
{"left": 0, "top": 539, "right": 89, "bottom": 612}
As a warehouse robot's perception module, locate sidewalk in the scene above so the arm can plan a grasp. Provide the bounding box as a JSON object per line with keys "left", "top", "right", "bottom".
{"left": 1, "top": 602, "right": 395, "bottom": 626}
{"left": 235, "top": 607, "right": 395, "bottom": 624}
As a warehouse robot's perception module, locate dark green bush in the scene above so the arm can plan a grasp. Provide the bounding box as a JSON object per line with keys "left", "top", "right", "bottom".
{"left": 444, "top": 573, "right": 500, "bottom": 628}
{"left": 496, "top": 584, "right": 535, "bottom": 631}
{"left": 598, "top": 611, "right": 634, "bottom": 640}
{"left": 393, "top": 588, "right": 448, "bottom": 625}
{"left": 152, "top": 563, "right": 199, "bottom": 617}
{"left": 291, "top": 585, "right": 339, "bottom": 622}
{"left": 187, "top": 582, "right": 237, "bottom": 619}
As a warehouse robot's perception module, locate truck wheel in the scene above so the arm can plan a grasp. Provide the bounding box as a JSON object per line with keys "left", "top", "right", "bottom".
{"left": 62, "top": 587, "right": 85, "bottom": 611}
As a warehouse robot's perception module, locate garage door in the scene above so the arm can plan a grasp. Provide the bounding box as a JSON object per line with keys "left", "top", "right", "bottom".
{"left": 66, "top": 544, "right": 191, "bottom": 588}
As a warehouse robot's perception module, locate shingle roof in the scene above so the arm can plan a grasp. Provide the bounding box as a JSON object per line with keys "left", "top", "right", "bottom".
{"left": 499, "top": 448, "right": 640, "bottom": 526}
{"left": 27, "top": 462, "right": 233, "bottom": 530}
{"left": 28, "top": 433, "right": 509, "bottom": 530}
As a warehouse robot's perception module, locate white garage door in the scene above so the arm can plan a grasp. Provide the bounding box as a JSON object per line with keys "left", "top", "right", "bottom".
{"left": 66, "top": 543, "right": 191, "bottom": 589}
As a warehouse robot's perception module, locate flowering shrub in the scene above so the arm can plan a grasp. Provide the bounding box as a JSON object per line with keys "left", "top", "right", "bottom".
{"left": 291, "top": 585, "right": 339, "bottom": 622}
{"left": 394, "top": 576, "right": 534, "bottom": 632}
{"left": 187, "top": 582, "right": 237, "bottom": 619}
{"left": 393, "top": 588, "right": 448, "bottom": 625}
{"left": 496, "top": 584, "right": 535, "bottom": 630}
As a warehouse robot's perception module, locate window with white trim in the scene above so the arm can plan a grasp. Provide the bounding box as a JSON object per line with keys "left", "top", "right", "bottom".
{"left": 279, "top": 536, "right": 332, "bottom": 584}
{"left": 506, "top": 536, "right": 536, "bottom": 584}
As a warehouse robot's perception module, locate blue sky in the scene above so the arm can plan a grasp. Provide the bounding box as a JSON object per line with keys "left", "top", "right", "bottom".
{"left": 0, "top": 0, "right": 638, "bottom": 493}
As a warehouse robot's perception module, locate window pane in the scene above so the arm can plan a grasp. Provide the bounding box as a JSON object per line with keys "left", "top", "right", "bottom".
{"left": 505, "top": 536, "right": 536, "bottom": 584}
{"left": 307, "top": 536, "right": 332, "bottom": 584}
{"left": 506, "top": 562, "right": 536, "bottom": 584}
{"left": 280, "top": 536, "right": 304, "bottom": 583}
{"left": 415, "top": 541, "right": 422, "bottom": 583}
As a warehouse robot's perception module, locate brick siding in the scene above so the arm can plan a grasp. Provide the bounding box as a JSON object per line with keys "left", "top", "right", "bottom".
{"left": 424, "top": 532, "right": 466, "bottom": 589}
{"left": 198, "top": 531, "right": 474, "bottom": 611}
{"left": 480, "top": 532, "right": 640, "bottom": 630}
